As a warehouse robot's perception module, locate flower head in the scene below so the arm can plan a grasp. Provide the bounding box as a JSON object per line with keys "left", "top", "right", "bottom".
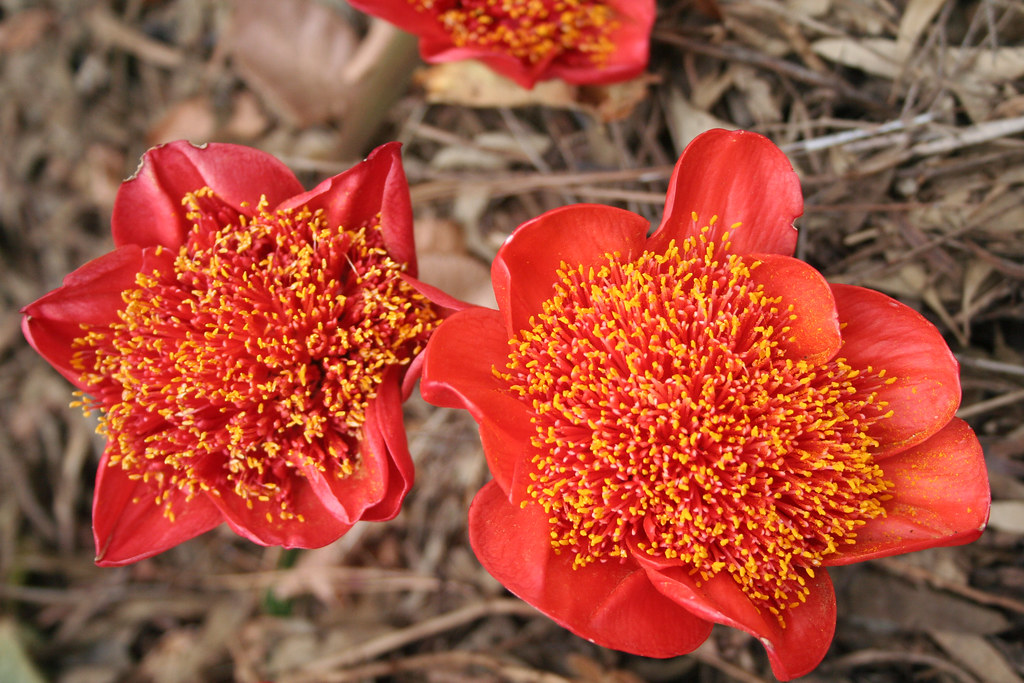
{"left": 346, "top": 0, "right": 655, "bottom": 89}
{"left": 23, "top": 141, "right": 449, "bottom": 566}
{"left": 420, "top": 130, "right": 990, "bottom": 679}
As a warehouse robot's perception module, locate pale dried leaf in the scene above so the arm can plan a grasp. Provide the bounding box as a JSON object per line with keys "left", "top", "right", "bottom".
{"left": 663, "top": 87, "right": 735, "bottom": 155}
{"left": 582, "top": 74, "right": 659, "bottom": 122}
{"left": 897, "top": 0, "right": 945, "bottom": 45}
{"left": 987, "top": 501, "right": 1024, "bottom": 535}
{"left": 419, "top": 60, "right": 578, "bottom": 109}
{"left": 226, "top": 0, "right": 358, "bottom": 126}
{"left": 812, "top": 37, "right": 908, "bottom": 79}
{"left": 417, "top": 253, "right": 495, "bottom": 309}
{"left": 930, "top": 631, "right": 1024, "bottom": 683}
{"left": 785, "top": 0, "right": 832, "bottom": 19}
{"left": 843, "top": 571, "right": 1010, "bottom": 635}
{"left": 417, "top": 61, "right": 652, "bottom": 122}
{"left": 962, "top": 261, "right": 994, "bottom": 313}
{"left": 951, "top": 46, "right": 1024, "bottom": 83}
{"left": 814, "top": 37, "right": 1024, "bottom": 83}
{"left": 415, "top": 217, "right": 466, "bottom": 255}
{"left": 859, "top": 261, "right": 929, "bottom": 301}
{"left": 475, "top": 131, "right": 552, "bottom": 162}
{"left": 730, "top": 64, "right": 781, "bottom": 124}
{"left": 430, "top": 146, "right": 510, "bottom": 172}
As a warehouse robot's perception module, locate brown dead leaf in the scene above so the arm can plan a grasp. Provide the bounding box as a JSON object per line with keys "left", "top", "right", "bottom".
{"left": 146, "top": 96, "right": 217, "bottom": 147}
{"left": 226, "top": 0, "right": 358, "bottom": 126}
{"left": 0, "top": 8, "right": 55, "bottom": 53}
{"left": 81, "top": 143, "right": 126, "bottom": 211}
{"left": 416, "top": 253, "right": 494, "bottom": 309}
{"left": 223, "top": 90, "right": 270, "bottom": 141}
{"left": 414, "top": 217, "right": 493, "bottom": 306}
{"left": 415, "top": 217, "right": 465, "bottom": 256}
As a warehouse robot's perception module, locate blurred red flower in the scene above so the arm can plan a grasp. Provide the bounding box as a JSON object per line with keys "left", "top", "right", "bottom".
{"left": 23, "top": 142, "right": 453, "bottom": 566}
{"left": 420, "top": 129, "right": 990, "bottom": 679}
{"left": 346, "top": 0, "right": 655, "bottom": 89}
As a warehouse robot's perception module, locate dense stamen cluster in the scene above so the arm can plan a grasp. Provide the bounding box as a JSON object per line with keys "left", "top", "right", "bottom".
{"left": 500, "top": 228, "right": 894, "bottom": 619}
{"left": 73, "top": 189, "right": 439, "bottom": 522}
{"left": 410, "top": 0, "right": 618, "bottom": 66}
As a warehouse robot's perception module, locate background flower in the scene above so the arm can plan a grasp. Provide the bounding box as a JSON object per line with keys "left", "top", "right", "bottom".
{"left": 420, "top": 129, "right": 991, "bottom": 680}
{"left": 22, "top": 141, "right": 452, "bottom": 566}
{"left": 346, "top": 0, "right": 656, "bottom": 89}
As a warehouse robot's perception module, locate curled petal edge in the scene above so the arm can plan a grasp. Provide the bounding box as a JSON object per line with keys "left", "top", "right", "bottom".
{"left": 469, "top": 481, "right": 714, "bottom": 657}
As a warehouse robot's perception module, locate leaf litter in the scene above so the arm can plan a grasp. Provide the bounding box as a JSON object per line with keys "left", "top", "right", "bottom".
{"left": 2, "top": 0, "right": 1023, "bottom": 681}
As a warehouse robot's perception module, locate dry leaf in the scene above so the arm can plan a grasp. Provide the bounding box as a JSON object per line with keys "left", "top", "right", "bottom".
{"left": 417, "top": 252, "right": 495, "bottom": 308}
{"left": 146, "top": 96, "right": 217, "bottom": 147}
{"left": 842, "top": 570, "right": 1010, "bottom": 635}
{"left": 226, "top": 0, "right": 358, "bottom": 126}
{"left": 224, "top": 90, "right": 270, "bottom": 141}
{"left": 414, "top": 217, "right": 465, "bottom": 255}
{"left": 414, "top": 217, "right": 494, "bottom": 307}
{"left": 0, "top": 8, "right": 54, "bottom": 53}
{"left": 812, "top": 37, "right": 908, "bottom": 79}
{"left": 930, "top": 631, "right": 1024, "bottom": 683}
{"left": 663, "top": 86, "right": 735, "bottom": 154}
{"left": 987, "top": 501, "right": 1024, "bottom": 535}
{"left": 897, "top": 0, "right": 945, "bottom": 45}
{"left": 417, "top": 60, "right": 653, "bottom": 122}
{"left": 82, "top": 143, "right": 126, "bottom": 210}
{"left": 814, "top": 37, "right": 1024, "bottom": 83}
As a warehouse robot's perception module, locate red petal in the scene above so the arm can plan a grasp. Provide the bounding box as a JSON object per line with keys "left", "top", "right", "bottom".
{"left": 347, "top": 1, "right": 652, "bottom": 88}
{"left": 215, "top": 378, "right": 415, "bottom": 542}
{"left": 345, "top": 1, "right": 452, "bottom": 47}
{"left": 649, "top": 129, "right": 801, "bottom": 257}
{"left": 826, "top": 418, "right": 990, "bottom": 565}
{"left": 21, "top": 246, "right": 171, "bottom": 388}
{"left": 746, "top": 254, "right": 841, "bottom": 365}
{"left": 360, "top": 369, "right": 415, "bottom": 522}
{"left": 469, "top": 481, "right": 713, "bottom": 656}
{"left": 831, "top": 284, "right": 961, "bottom": 457}
{"left": 93, "top": 450, "right": 222, "bottom": 566}
{"left": 112, "top": 140, "right": 303, "bottom": 249}
{"left": 493, "top": 205, "right": 648, "bottom": 333}
{"left": 546, "top": 0, "right": 655, "bottom": 86}
{"left": 421, "top": 308, "right": 533, "bottom": 490}
{"left": 205, "top": 461, "right": 355, "bottom": 549}
{"left": 426, "top": 45, "right": 557, "bottom": 89}
{"left": 279, "top": 142, "right": 417, "bottom": 274}
{"left": 636, "top": 551, "right": 836, "bottom": 681}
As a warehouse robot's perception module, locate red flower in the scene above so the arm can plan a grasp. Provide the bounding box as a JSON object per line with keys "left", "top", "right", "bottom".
{"left": 23, "top": 142, "right": 453, "bottom": 566}
{"left": 346, "top": 0, "right": 655, "bottom": 89}
{"left": 420, "top": 130, "right": 990, "bottom": 679}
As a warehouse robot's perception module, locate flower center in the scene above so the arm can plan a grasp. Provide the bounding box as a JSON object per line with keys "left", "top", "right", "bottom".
{"left": 73, "top": 189, "right": 440, "bottom": 522}
{"left": 409, "top": 0, "right": 619, "bottom": 67}
{"left": 500, "top": 228, "right": 893, "bottom": 620}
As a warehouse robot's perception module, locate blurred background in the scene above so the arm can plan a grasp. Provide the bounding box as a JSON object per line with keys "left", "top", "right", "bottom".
{"left": 2, "top": 0, "right": 1023, "bottom": 681}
